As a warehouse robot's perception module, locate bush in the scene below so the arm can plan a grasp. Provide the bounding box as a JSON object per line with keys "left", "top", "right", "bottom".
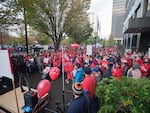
{"left": 95, "top": 77, "right": 150, "bottom": 113}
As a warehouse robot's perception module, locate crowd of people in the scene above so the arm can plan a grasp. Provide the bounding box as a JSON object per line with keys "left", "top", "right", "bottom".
{"left": 10, "top": 46, "right": 150, "bottom": 113}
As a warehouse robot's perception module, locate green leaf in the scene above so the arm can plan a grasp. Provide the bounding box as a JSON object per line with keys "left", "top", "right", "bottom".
{"left": 95, "top": 77, "right": 150, "bottom": 113}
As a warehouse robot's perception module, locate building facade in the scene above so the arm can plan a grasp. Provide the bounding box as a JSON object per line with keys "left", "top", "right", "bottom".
{"left": 111, "top": 0, "right": 126, "bottom": 44}
{"left": 88, "top": 12, "right": 101, "bottom": 38}
{"left": 123, "top": 0, "right": 150, "bottom": 53}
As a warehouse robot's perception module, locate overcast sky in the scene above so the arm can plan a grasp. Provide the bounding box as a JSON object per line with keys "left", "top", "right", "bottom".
{"left": 89, "top": 0, "right": 113, "bottom": 39}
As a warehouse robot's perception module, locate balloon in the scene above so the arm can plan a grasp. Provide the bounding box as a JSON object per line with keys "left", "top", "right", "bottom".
{"left": 49, "top": 67, "right": 60, "bottom": 80}
{"left": 37, "top": 80, "right": 51, "bottom": 98}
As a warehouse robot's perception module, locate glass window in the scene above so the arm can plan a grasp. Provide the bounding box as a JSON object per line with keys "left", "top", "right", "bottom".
{"left": 148, "top": 0, "right": 150, "bottom": 11}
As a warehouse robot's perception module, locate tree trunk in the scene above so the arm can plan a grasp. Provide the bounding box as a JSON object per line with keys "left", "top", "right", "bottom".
{"left": 54, "top": 40, "right": 60, "bottom": 51}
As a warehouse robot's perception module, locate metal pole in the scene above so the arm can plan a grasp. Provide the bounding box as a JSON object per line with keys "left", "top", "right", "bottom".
{"left": 95, "top": 36, "right": 97, "bottom": 57}
{"left": 24, "top": 7, "right": 29, "bottom": 54}
{"left": 62, "top": 47, "right": 65, "bottom": 92}
{"left": 62, "top": 47, "right": 65, "bottom": 112}
{"left": 0, "top": 31, "right": 2, "bottom": 49}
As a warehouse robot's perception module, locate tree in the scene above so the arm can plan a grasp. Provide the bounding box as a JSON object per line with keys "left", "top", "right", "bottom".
{"left": 0, "top": 0, "right": 19, "bottom": 29}
{"left": 0, "top": 0, "right": 21, "bottom": 47}
{"left": 108, "top": 34, "right": 115, "bottom": 46}
{"left": 83, "top": 36, "right": 95, "bottom": 45}
{"left": 99, "top": 38, "right": 109, "bottom": 46}
{"left": 64, "top": 0, "right": 92, "bottom": 44}
{"left": 15, "top": 0, "right": 68, "bottom": 50}
{"left": 95, "top": 77, "right": 150, "bottom": 113}
{"left": 15, "top": 0, "right": 92, "bottom": 50}
{"left": 36, "top": 33, "right": 50, "bottom": 45}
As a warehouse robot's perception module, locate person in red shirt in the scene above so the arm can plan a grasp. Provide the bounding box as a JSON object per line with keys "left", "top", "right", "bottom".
{"left": 82, "top": 67, "right": 96, "bottom": 98}
{"left": 82, "top": 66, "right": 98, "bottom": 113}
{"left": 53, "top": 56, "right": 61, "bottom": 67}
{"left": 141, "top": 59, "right": 150, "bottom": 77}
{"left": 112, "top": 62, "right": 123, "bottom": 80}
{"left": 133, "top": 55, "right": 143, "bottom": 65}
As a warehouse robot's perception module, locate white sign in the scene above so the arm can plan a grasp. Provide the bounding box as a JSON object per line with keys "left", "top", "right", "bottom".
{"left": 43, "top": 45, "right": 49, "bottom": 50}
{"left": 125, "top": 49, "right": 131, "bottom": 53}
{"left": 0, "top": 50, "right": 14, "bottom": 80}
{"left": 86, "top": 45, "right": 92, "bottom": 55}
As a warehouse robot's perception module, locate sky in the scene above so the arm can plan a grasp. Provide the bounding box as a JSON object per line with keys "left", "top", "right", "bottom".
{"left": 89, "top": 0, "right": 113, "bottom": 39}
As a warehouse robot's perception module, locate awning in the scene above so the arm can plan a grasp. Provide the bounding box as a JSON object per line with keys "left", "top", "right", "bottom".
{"left": 70, "top": 43, "right": 80, "bottom": 49}
{"left": 124, "top": 17, "right": 150, "bottom": 33}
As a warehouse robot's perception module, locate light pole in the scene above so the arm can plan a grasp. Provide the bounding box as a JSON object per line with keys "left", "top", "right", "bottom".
{"left": 24, "top": 7, "right": 29, "bottom": 54}
{"left": 94, "top": 32, "right": 98, "bottom": 56}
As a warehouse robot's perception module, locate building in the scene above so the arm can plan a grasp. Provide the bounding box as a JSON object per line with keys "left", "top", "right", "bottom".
{"left": 88, "top": 12, "right": 101, "bottom": 39}
{"left": 123, "top": 0, "right": 150, "bottom": 53}
{"left": 111, "top": 0, "right": 126, "bottom": 44}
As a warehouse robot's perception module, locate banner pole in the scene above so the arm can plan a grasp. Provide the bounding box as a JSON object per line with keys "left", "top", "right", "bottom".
{"left": 62, "top": 47, "right": 65, "bottom": 112}
{"left": 12, "top": 81, "right": 20, "bottom": 113}
{"left": 62, "top": 47, "right": 65, "bottom": 91}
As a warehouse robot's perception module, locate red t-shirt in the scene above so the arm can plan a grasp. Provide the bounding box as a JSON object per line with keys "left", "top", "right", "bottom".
{"left": 82, "top": 76, "right": 96, "bottom": 98}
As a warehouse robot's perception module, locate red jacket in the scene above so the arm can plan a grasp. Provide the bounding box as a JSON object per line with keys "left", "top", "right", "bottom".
{"left": 112, "top": 68, "right": 123, "bottom": 80}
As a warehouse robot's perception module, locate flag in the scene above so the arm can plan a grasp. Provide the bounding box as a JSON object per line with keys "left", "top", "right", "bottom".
{"left": 62, "top": 51, "right": 73, "bottom": 72}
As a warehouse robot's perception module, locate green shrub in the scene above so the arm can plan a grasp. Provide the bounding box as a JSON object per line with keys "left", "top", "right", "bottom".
{"left": 95, "top": 77, "right": 150, "bottom": 113}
